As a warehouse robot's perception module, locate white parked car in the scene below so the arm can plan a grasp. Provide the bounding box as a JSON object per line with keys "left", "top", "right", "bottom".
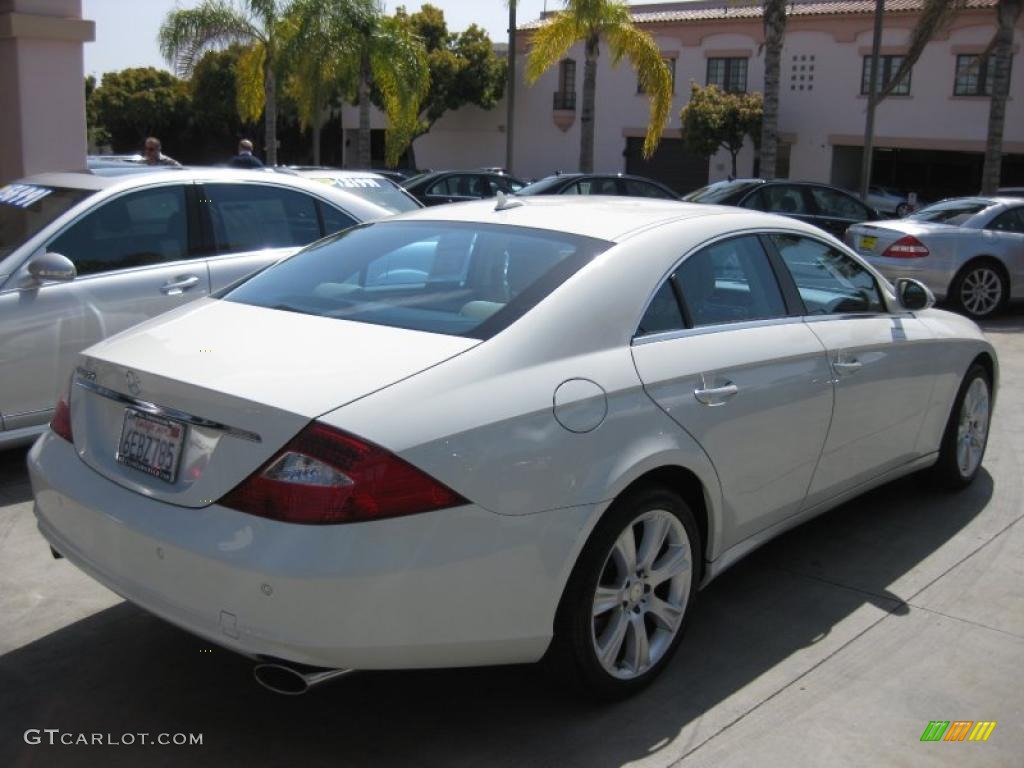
{"left": 847, "top": 196, "right": 1024, "bottom": 319}
{"left": 28, "top": 197, "right": 996, "bottom": 698}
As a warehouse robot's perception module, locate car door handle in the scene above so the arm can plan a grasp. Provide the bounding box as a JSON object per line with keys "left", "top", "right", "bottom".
{"left": 832, "top": 360, "right": 863, "bottom": 375}
{"left": 694, "top": 382, "right": 739, "bottom": 406}
{"left": 160, "top": 275, "right": 201, "bottom": 295}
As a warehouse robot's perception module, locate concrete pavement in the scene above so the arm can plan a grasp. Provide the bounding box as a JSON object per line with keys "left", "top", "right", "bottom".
{"left": 1, "top": 314, "right": 1022, "bottom": 768}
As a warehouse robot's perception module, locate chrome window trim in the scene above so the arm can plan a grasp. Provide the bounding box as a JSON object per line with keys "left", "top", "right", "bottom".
{"left": 74, "top": 370, "right": 261, "bottom": 443}
{"left": 632, "top": 314, "right": 806, "bottom": 345}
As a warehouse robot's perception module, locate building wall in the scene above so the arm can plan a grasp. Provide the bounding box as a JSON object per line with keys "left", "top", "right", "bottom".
{"left": 411, "top": 6, "right": 1023, "bottom": 193}
{"left": 0, "top": 0, "right": 94, "bottom": 184}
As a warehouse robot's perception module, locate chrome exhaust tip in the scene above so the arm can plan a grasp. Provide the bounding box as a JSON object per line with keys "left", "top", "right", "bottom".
{"left": 253, "top": 662, "right": 351, "bottom": 695}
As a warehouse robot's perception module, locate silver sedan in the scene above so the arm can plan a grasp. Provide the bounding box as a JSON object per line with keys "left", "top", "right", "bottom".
{"left": 0, "top": 169, "right": 393, "bottom": 449}
{"left": 847, "top": 197, "right": 1024, "bottom": 319}
{"left": 28, "top": 198, "right": 996, "bottom": 699}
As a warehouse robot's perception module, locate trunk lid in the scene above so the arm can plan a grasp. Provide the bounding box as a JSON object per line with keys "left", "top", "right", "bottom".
{"left": 846, "top": 220, "right": 956, "bottom": 256}
{"left": 71, "top": 298, "right": 478, "bottom": 507}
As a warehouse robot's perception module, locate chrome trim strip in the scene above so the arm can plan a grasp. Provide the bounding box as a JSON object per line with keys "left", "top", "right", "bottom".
{"left": 74, "top": 372, "right": 262, "bottom": 443}
{"left": 632, "top": 314, "right": 805, "bottom": 344}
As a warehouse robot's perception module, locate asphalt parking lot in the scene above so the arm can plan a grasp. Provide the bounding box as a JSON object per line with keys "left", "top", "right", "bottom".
{"left": 1, "top": 313, "right": 1022, "bottom": 768}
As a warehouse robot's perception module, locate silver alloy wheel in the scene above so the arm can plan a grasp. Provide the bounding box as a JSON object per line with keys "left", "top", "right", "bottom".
{"left": 956, "top": 377, "right": 990, "bottom": 478}
{"left": 960, "top": 267, "right": 1003, "bottom": 317}
{"left": 590, "top": 509, "right": 692, "bottom": 680}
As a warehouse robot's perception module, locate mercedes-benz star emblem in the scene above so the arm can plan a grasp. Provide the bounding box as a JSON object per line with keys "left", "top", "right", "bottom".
{"left": 125, "top": 371, "right": 142, "bottom": 396}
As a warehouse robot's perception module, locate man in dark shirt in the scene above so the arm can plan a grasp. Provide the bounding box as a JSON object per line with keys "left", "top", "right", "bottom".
{"left": 228, "top": 139, "right": 264, "bottom": 169}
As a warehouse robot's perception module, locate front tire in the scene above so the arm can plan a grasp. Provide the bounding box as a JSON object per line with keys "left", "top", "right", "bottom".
{"left": 548, "top": 485, "right": 700, "bottom": 700}
{"left": 932, "top": 364, "right": 992, "bottom": 490}
{"left": 952, "top": 261, "right": 1007, "bottom": 319}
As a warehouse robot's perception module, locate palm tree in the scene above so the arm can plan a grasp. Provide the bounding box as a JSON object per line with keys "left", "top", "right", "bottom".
{"left": 870, "top": 0, "right": 1021, "bottom": 196}
{"left": 280, "top": 0, "right": 354, "bottom": 164}
{"left": 759, "top": 0, "right": 787, "bottom": 180}
{"left": 335, "top": 0, "right": 430, "bottom": 168}
{"left": 506, "top": 0, "right": 518, "bottom": 173}
{"left": 159, "top": 0, "right": 286, "bottom": 165}
{"left": 525, "top": 0, "right": 672, "bottom": 173}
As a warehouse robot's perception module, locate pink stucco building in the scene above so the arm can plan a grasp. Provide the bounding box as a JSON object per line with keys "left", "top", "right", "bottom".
{"left": 410, "top": 0, "right": 1023, "bottom": 200}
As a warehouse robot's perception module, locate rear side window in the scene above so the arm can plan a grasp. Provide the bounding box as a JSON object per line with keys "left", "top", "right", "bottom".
{"left": 637, "top": 279, "right": 685, "bottom": 336}
{"left": 49, "top": 186, "right": 189, "bottom": 275}
{"left": 770, "top": 234, "right": 884, "bottom": 314}
{"left": 321, "top": 204, "right": 358, "bottom": 236}
{"left": 1, "top": 184, "right": 95, "bottom": 260}
{"left": 223, "top": 221, "right": 610, "bottom": 339}
{"left": 809, "top": 187, "right": 869, "bottom": 220}
{"left": 676, "top": 236, "right": 787, "bottom": 327}
{"left": 625, "top": 180, "right": 673, "bottom": 199}
{"left": 986, "top": 207, "right": 1024, "bottom": 234}
{"left": 205, "top": 184, "right": 320, "bottom": 253}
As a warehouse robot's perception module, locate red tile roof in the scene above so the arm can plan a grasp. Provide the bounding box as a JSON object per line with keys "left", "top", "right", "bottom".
{"left": 522, "top": 0, "right": 1000, "bottom": 30}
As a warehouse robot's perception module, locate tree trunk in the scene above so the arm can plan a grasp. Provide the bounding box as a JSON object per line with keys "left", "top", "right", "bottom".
{"left": 312, "top": 119, "right": 321, "bottom": 166}
{"left": 264, "top": 63, "right": 277, "bottom": 166}
{"left": 981, "top": 0, "right": 1022, "bottom": 194}
{"left": 357, "top": 51, "right": 371, "bottom": 169}
{"left": 759, "top": 0, "right": 787, "bottom": 180}
{"left": 505, "top": 1, "right": 516, "bottom": 173}
{"left": 860, "top": 0, "right": 885, "bottom": 201}
{"left": 579, "top": 33, "right": 599, "bottom": 173}
{"left": 730, "top": 150, "right": 738, "bottom": 179}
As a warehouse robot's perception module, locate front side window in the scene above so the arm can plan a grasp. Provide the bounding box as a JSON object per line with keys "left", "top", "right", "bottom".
{"left": 223, "top": 221, "right": 610, "bottom": 339}
{"left": 707, "top": 57, "right": 748, "bottom": 93}
{"left": 770, "top": 234, "right": 884, "bottom": 315}
{"left": 49, "top": 186, "right": 189, "bottom": 276}
{"left": 861, "top": 55, "right": 910, "bottom": 96}
{"left": 953, "top": 54, "right": 1010, "bottom": 96}
{"left": 743, "top": 185, "right": 809, "bottom": 215}
{"left": 0, "top": 184, "right": 96, "bottom": 261}
{"left": 205, "top": 184, "right": 320, "bottom": 253}
{"left": 809, "top": 186, "right": 871, "bottom": 220}
{"left": 676, "top": 236, "right": 787, "bottom": 327}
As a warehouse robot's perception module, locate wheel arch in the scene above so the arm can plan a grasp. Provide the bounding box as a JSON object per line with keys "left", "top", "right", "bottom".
{"left": 948, "top": 255, "right": 1011, "bottom": 305}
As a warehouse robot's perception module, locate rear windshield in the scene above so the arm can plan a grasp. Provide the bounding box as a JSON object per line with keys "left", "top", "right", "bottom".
{"left": 683, "top": 181, "right": 761, "bottom": 204}
{"left": 315, "top": 176, "right": 420, "bottom": 213}
{"left": 223, "top": 221, "right": 610, "bottom": 339}
{"left": 908, "top": 199, "right": 991, "bottom": 225}
{"left": 0, "top": 184, "right": 96, "bottom": 259}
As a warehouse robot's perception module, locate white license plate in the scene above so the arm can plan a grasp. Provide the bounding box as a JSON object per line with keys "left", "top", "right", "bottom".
{"left": 859, "top": 235, "right": 877, "bottom": 252}
{"left": 116, "top": 409, "right": 186, "bottom": 483}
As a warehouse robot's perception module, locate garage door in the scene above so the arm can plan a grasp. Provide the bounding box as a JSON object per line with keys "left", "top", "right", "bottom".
{"left": 624, "top": 137, "right": 709, "bottom": 195}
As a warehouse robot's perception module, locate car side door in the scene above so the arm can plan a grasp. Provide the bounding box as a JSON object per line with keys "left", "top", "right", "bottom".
{"left": 0, "top": 182, "right": 208, "bottom": 430}
{"left": 630, "top": 234, "right": 835, "bottom": 544}
{"left": 199, "top": 182, "right": 355, "bottom": 292}
{"left": 981, "top": 205, "right": 1024, "bottom": 290}
{"left": 766, "top": 233, "right": 936, "bottom": 506}
{"left": 806, "top": 185, "right": 877, "bottom": 238}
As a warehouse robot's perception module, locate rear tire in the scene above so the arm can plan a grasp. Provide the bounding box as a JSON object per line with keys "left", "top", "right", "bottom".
{"left": 546, "top": 485, "right": 700, "bottom": 700}
{"left": 951, "top": 261, "right": 1007, "bottom": 319}
{"left": 931, "top": 364, "right": 992, "bottom": 490}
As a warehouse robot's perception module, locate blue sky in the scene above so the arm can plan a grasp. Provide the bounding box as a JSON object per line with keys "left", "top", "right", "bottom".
{"left": 84, "top": 1, "right": 686, "bottom": 78}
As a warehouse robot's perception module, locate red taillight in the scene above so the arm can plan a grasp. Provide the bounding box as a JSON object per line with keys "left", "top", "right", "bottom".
{"left": 50, "top": 375, "right": 74, "bottom": 443}
{"left": 882, "top": 235, "right": 929, "bottom": 258}
{"left": 220, "top": 423, "right": 469, "bottom": 524}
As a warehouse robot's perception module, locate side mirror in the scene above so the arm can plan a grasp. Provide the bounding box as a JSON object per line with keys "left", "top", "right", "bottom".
{"left": 895, "top": 278, "right": 934, "bottom": 311}
{"left": 26, "top": 251, "right": 77, "bottom": 284}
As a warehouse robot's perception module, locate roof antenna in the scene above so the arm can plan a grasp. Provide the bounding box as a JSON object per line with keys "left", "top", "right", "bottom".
{"left": 495, "top": 190, "right": 524, "bottom": 211}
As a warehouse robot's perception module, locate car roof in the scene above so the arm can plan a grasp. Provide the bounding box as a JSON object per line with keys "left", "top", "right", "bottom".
{"left": 382, "top": 195, "right": 816, "bottom": 243}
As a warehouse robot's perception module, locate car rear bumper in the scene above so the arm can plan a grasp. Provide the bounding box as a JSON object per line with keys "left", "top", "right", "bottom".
{"left": 862, "top": 256, "right": 952, "bottom": 300}
{"left": 29, "top": 432, "right": 592, "bottom": 670}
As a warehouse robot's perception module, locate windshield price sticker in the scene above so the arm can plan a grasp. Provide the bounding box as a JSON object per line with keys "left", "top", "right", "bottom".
{"left": 0, "top": 184, "right": 53, "bottom": 208}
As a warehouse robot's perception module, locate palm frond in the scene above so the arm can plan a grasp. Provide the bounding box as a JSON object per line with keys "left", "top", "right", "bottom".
{"left": 369, "top": 16, "right": 431, "bottom": 165}
{"left": 876, "top": 0, "right": 968, "bottom": 101}
{"left": 235, "top": 42, "right": 267, "bottom": 123}
{"left": 606, "top": 22, "right": 672, "bottom": 158}
{"left": 525, "top": 13, "right": 581, "bottom": 84}
{"left": 158, "top": 1, "right": 261, "bottom": 76}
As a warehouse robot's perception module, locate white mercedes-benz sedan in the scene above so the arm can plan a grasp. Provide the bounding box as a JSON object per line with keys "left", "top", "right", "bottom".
{"left": 28, "top": 197, "right": 997, "bottom": 698}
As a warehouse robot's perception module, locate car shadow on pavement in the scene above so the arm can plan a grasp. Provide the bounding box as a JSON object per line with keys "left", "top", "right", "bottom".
{"left": 0, "top": 447, "right": 32, "bottom": 505}
{"left": 0, "top": 466, "right": 993, "bottom": 768}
